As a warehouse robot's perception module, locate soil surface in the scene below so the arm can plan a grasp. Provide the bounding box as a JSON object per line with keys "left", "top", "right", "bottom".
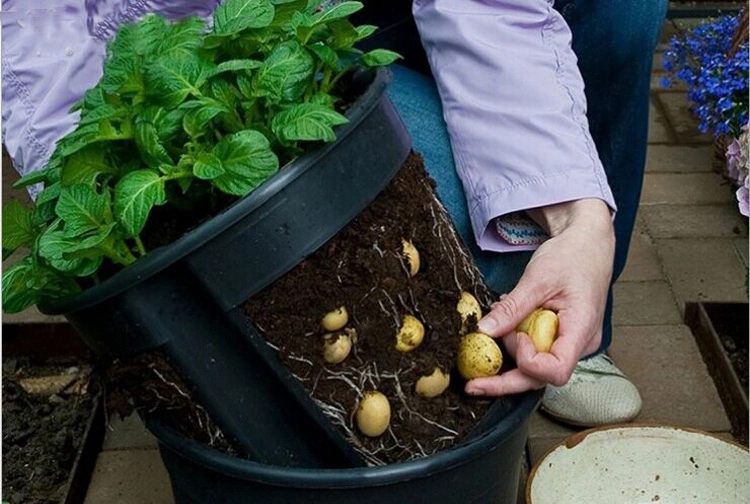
{"left": 705, "top": 303, "right": 749, "bottom": 391}
{"left": 244, "top": 152, "right": 504, "bottom": 465}
{"left": 2, "top": 359, "right": 94, "bottom": 504}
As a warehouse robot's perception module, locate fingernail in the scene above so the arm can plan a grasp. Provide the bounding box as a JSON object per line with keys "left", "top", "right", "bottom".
{"left": 478, "top": 316, "right": 497, "bottom": 334}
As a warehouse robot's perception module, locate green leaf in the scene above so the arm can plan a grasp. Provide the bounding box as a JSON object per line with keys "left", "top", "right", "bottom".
{"left": 38, "top": 223, "right": 105, "bottom": 275}
{"left": 193, "top": 153, "right": 226, "bottom": 180}
{"left": 254, "top": 41, "right": 314, "bottom": 101}
{"left": 153, "top": 17, "right": 206, "bottom": 58}
{"left": 55, "top": 185, "right": 111, "bottom": 237}
{"left": 355, "top": 24, "right": 378, "bottom": 41}
{"left": 311, "top": 2, "right": 363, "bottom": 25}
{"left": 135, "top": 122, "right": 174, "bottom": 167}
{"left": 61, "top": 146, "right": 116, "bottom": 187}
{"left": 214, "top": 59, "right": 263, "bottom": 74}
{"left": 309, "top": 91, "right": 336, "bottom": 107}
{"left": 13, "top": 167, "right": 55, "bottom": 189}
{"left": 78, "top": 104, "right": 123, "bottom": 126}
{"left": 271, "top": 103, "right": 348, "bottom": 143}
{"left": 308, "top": 44, "right": 339, "bottom": 68}
{"left": 2, "top": 258, "right": 39, "bottom": 313}
{"left": 270, "top": 0, "right": 309, "bottom": 27}
{"left": 2, "top": 201, "right": 36, "bottom": 252}
{"left": 157, "top": 108, "right": 188, "bottom": 142}
{"left": 183, "top": 101, "right": 229, "bottom": 138}
{"left": 213, "top": 0, "right": 275, "bottom": 36}
{"left": 209, "top": 78, "right": 242, "bottom": 109}
{"left": 210, "top": 130, "right": 279, "bottom": 195}
{"left": 36, "top": 182, "right": 61, "bottom": 206}
{"left": 114, "top": 170, "right": 166, "bottom": 236}
{"left": 328, "top": 19, "right": 360, "bottom": 49}
{"left": 361, "top": 49, "right": 402, "bottom": 67}
{"left": 144, "top": 54, "right": 213, "bottom": 107}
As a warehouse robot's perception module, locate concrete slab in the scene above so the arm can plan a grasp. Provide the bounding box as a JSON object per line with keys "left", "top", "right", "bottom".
{"left": 619, "top": 231, "right": 665, "bottom": 282}
{"left": 641, "top": 204, "right": 748, "bottom": 238}
{"left": 609, "top": 325, "right": 732, "bottom": 432}
{"left": 658, "top": 92, "right": 713, "bottom": 144}
{"left": 103, "top": 413, "right": 159, "bottom": 451}
{"left": 640, "top": 173, "right": 733, "bottom": 205}
{"left": 83, "top": 450, "right": 174, "bottom": 504}
{"left": 656, "top": 238, "right": 748, "bottom": 306}
{"left": 613, "top": 281, "right": 682, "bottom": 326}
{"left": 645, "top": 145, "right": 715, "bottom": 173}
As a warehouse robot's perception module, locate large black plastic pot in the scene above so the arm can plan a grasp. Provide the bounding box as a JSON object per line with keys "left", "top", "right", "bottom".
{"left": 148, "top": 390, "right": 541, "bottom": 504}
{"left": 39, "top": 68, "right": 411, "bottom": 469}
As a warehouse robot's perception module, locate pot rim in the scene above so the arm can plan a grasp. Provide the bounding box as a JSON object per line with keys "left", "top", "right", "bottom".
{"left": 147, "top": 389, "right": 541, "bottom": 488}
{"left": 524, "top": 422, "right": 750, "bottom": 504}
{"left": 40, "top": 68, "right": 391, "bottom": 316}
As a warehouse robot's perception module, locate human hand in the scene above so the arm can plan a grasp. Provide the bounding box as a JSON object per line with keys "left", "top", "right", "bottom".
{"left": 465, "top": 199, "right": 615, "bottom": 396}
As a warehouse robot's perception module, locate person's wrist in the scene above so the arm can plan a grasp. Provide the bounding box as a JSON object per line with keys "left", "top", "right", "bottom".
{"left": 526, "top": 199, "right": 613, "bottom": 239}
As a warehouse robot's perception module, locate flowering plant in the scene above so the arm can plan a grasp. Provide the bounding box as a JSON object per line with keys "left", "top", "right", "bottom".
{"left": 663, "top": 12, "right": 749, "bottom": 216}
{"left": 662, "top": 13, "right": 748, "bottom": 138}
{"left": 725, "top": 126, "right": 749, "bottom": 216}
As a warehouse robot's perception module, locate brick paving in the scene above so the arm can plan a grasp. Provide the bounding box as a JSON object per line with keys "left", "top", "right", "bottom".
{"left": 2, "top": 18, "right": 746, "bottom": 504}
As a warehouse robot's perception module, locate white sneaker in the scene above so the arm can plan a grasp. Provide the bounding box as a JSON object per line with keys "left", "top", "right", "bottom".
{"left": 541, "top": 354, "right": 642, "bottom": 427}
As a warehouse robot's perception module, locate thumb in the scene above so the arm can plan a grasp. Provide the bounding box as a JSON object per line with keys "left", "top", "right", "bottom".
{"left": 477, "top": 274, "right": 549, "bottom": 337}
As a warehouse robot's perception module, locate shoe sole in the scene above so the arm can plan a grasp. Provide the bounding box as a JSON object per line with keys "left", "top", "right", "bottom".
{"left": 539, "top": 404, "right": 640, "bottom": 429}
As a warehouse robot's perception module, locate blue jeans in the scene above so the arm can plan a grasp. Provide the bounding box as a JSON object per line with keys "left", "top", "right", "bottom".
{"left": 386, "top": 0, "right": 667, "bottom": 353}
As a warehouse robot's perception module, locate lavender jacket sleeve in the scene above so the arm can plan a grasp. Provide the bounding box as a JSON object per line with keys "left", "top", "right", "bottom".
{"left": 412, "top": 0, "right": 616, "bottom": 252}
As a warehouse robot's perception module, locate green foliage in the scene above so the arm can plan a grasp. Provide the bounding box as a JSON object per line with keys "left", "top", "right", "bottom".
{"left": 1, "top": 0, "right": 398, "bottom": 313}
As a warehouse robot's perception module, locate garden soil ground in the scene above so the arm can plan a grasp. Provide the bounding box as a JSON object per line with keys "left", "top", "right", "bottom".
{"left": 244, "top": 152, "right": 507, "bottom": 465}
{"left": 2, "top": 359, "right": 94, "bottom": 504}
{"left": 704, "top": 303, "right": 749, "bottom": 391}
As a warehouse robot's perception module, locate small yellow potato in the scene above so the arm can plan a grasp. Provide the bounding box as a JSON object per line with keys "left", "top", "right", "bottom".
{"left": 356, "top": 391, "right": 391, "bottom": 437}
{"left": 321, "top": 306, "right": 348, "bottom": 331}
{"left": 516, "top": 309, "right": 559, "bottom": 353}
{"left": 457, "top": 332, "right": 503, "bottom": 380}
{"left": 395, "top": 314, "right": 425, "bottom": 352}
{"left": 401, "top": 238, "right": 420, "bottom": 277}
{"left": 415, "top": 367, "right": 451, "bottom": 398}
{"left": 323, "top": 329, "right": 356, "bottom": 364}
{"left": 457, "top": 291, "right": 482, "bottom": 332}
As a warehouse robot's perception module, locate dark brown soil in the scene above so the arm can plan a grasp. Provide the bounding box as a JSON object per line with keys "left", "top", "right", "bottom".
{"left": 104, "top": 352, "right": 235, "bottom": 454}
{"left": 243, "top": 152, "right": 503, "bottom": 465}
{"left": 2, "top": 359, "right": 94, "bottom": 504}
{"left": 705, "top": 303, "right": 749, "bottom": 391}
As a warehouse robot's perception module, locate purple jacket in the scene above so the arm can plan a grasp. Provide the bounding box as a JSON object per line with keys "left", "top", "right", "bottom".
{"left": 1, "top": 0, "right": 615, "bottom": 252}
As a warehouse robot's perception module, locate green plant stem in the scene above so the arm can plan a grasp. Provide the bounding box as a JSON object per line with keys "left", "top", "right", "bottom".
{"left": 326, "top": 65, "right": 353, "bottom": 93}
{"left": 134, "top": 236, "right": 147, "bottom": 256}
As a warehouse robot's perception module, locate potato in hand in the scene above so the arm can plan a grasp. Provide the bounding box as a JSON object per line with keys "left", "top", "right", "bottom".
{"left": 516, "top": 309, "right": 559, "bottom": 353}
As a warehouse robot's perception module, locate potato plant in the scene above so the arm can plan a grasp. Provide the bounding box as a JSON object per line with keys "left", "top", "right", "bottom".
{"left": 2, "top": 0, "right": 400, "bottom": 313}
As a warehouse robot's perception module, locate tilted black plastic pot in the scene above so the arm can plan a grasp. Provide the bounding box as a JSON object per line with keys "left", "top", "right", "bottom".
{"left": 147, "top": 390, "right": 541, "bottom": 504}
{"left": 40, "top": 68, "right": 410, "bottom": 469}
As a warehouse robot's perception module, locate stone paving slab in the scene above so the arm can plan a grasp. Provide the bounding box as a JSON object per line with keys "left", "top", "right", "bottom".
{"left": 733, "top": 238, "right": 748, "bottom": 267}
{"left": 640, "top": 173, "right": 733, "bottom": 205}
{"left": 648, "top": 97, "right": 674, "bottom": 144}
{"left": 641, "top": 204, "right": 748, "bottom": 238}
{"left": 613, "top": 281, "right": 682, "bottom": 326}
{"left": 619, "top": 231, "right": 665, "bottom": 282}
{"left": 83, "top": 449, "right": 174, "bottom": 504}
{"left": 609, "top": 325, "right": 732, "bottom": 432}
{"left": 103, "top": 413, "right": 159, "bottom": 451}
{"left": 657, "top": 92, "right": 713, "bottom": 144}
{"left": 645, "top": 145, "right": 715, "bottom": 173}
{"left": 656, "top": 237, "right": 748, "bottom": 307}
